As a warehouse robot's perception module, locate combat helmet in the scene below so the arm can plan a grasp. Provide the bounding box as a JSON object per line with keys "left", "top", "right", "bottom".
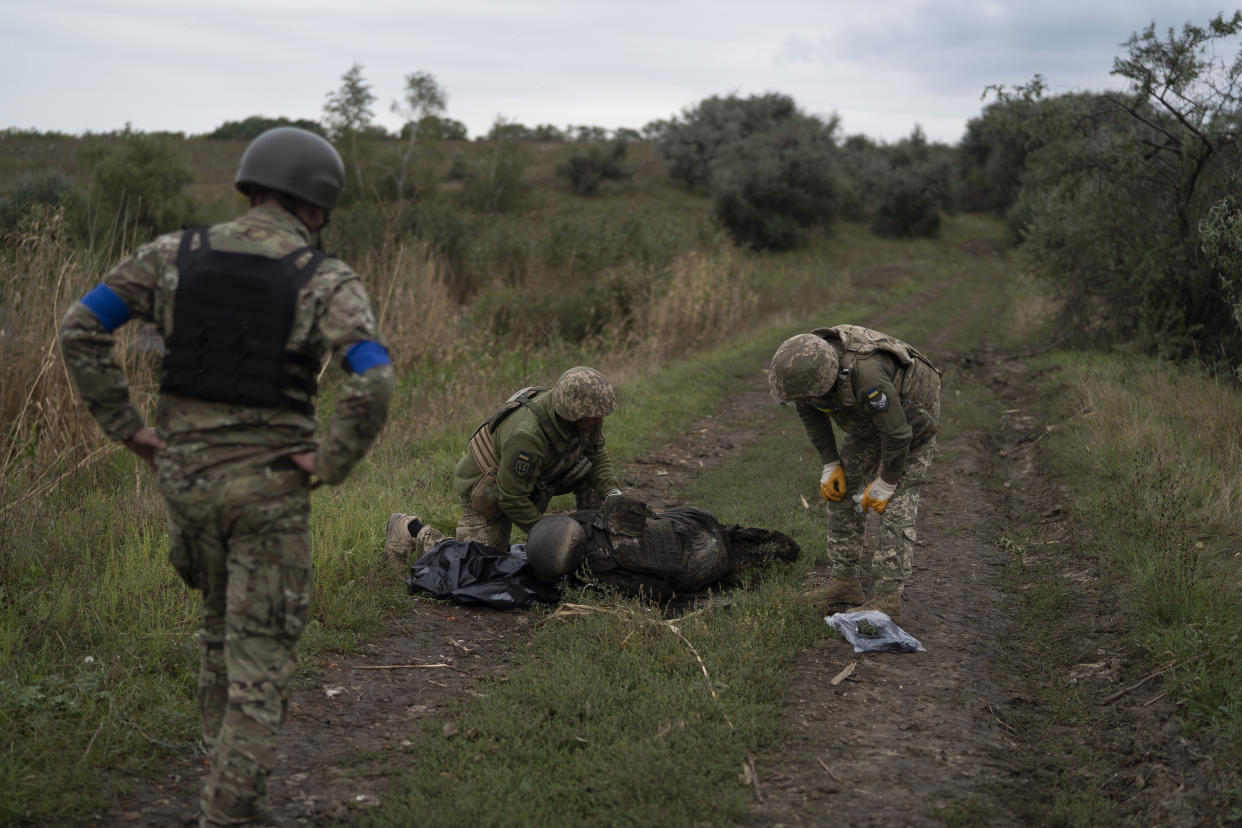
{"left": 550, "top": 366, "right": 617, "bottom": 421}
{"left": 235, "top": 127, "right": 345, "bottom": 210}
{"left": 525, "top": 514, "right": 587, "bottom": 581}
{"left": 768, "top": 334, "right": 838, "bottom": 403}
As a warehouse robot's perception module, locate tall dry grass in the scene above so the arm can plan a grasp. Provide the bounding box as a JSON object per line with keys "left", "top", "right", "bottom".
{"left": 637, "top": 248, "right": 757, "bottom": 357}
{"left": 0, "top": 206, "right": 161, "bottom": 513}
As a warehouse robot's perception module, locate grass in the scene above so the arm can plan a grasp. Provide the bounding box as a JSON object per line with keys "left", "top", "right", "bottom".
{"left": 1036, "top": 353, "right": 1242, "bottom": 759}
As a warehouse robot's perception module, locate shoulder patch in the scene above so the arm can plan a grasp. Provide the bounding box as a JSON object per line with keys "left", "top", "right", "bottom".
{"left": 865, "top": 387, "right": 890, "bottom": 412}
{"left": 512, "top": 450, "right": 533, "bottom": 478}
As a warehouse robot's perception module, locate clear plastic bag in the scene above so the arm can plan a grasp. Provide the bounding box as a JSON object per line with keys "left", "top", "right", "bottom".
{"left": 826, "top": 610, "right": 926, "bottom": 653}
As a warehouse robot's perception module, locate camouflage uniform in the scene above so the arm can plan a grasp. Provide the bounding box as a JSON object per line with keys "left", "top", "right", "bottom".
{"left": 773, "top": 325, "right": 941, "bottom": 597}
{"left": 451, "top": 385, "right": 620, "bottom": 548}
{"left": 59, "top": 205, "right": 394, "bottom": 826}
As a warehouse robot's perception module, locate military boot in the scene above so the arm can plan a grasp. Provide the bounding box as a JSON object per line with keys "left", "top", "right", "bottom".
{"left": 802, "top": 577, "right": 866, "bottom": 608}
{"left": 857, "top": 590, "right": 903, "bottom": 623}
{"left": 385, "top": 513, "right": 419, "bottom": 567}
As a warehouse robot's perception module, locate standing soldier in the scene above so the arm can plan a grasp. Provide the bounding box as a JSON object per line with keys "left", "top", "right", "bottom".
{"left": 386, "top": 366, "right": 622, "bottom": 562}
{"left": 58, "top": 127, "right": 394, "bottom": 827}
{"left": 768, "top": 325, "right": 941, "bottom": 622}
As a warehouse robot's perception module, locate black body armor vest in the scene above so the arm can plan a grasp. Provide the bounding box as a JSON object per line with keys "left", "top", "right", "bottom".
{"left": 160, "top": 227, "right": 325, "bottom": 415}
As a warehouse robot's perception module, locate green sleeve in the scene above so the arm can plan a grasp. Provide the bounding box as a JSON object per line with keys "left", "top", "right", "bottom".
{"left": 313, "top": 276, "right": 395, "bottom": 485}
{"left": 493, "top": 427, "right": 547, "bottom": 531}
{"left": 794, "top": 401, "right": 840, "bottom": 465}
{"left": 57, "top": 238, "right": 170, "bottom": 443}
{"left": 855, "top": 362, "right": 912, "bottom": 481}
{"left": 585, "top": 433, "right": 621, "bottom": 495}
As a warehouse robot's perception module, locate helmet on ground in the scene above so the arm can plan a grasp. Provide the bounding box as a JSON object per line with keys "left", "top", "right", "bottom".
{"left": 768, "top": 334, "right": 838, "bottom": 403}
{"left": 550, "top": 366, "right": 617, "bottom": 421}
{"left": 235, "top": 127, "right": 345, "bottom": 210}
{"left": 525, "top": 515, "right": 587, "bottom": 580}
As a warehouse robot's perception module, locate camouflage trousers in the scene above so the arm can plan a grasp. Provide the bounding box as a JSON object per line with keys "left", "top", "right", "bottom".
{"left": 161, "top": 465, "right": 312, "bottom": 827}
{"left": 825, "top": 434, "right": 936, "bottom": 596}
{"left": 452, "top": 483, "right": 601, "bottom": 551}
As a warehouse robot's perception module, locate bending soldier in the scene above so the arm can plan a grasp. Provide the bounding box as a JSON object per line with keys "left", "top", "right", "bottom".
{"left": 768, "top": 325, "right": 941, "bottom": 622}
{"left": 386, "top": 366, "right": 622, "bottom": 557}
{"left": 59, "top": 127, "right": 394, "bottom": 827}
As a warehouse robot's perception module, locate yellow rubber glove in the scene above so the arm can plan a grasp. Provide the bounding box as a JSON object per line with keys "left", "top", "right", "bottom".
{"left": 819, "top": 462, "right": 846, "bottom": 502}
{"left": 857, "top": 477, "right": 897, "bottom": 514}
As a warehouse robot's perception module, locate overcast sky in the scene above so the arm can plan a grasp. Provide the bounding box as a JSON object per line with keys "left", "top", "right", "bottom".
{"left": 2, "top": 1, "right": 1237, "bottom": 145}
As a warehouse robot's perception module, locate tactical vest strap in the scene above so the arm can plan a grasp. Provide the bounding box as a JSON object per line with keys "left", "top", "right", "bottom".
{"left": 467, "top": 423, "right": 500, "bottom": 475}
{"left": 477, "top": 387, "right": 590, "bottom": 490}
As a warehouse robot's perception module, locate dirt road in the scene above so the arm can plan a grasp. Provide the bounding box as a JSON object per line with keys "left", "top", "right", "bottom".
{"left": 98, "top": 297, "right": 1232, "bottom": 826}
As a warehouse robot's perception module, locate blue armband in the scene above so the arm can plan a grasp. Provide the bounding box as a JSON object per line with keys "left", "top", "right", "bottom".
{"left": 345, "top": 340, "right": 391, "bottom": 375}
{"left": 80, "top": 284, "right": 132, "bottom": 332}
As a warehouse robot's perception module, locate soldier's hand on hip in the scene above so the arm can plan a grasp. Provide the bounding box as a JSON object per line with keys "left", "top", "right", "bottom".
{"left": 123, "top": 426, "right": 167, "bottom": 473}
{"left": 289, "top": 451, "right": 323, "bottom": 488}
{"left": 819, "top": 462, "right": 846, "bottom": 502}
{"left": 858, "top": 477, "right": 897, "bottom": 514}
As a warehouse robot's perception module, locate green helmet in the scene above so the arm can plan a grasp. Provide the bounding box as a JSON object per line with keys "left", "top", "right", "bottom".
{"left": 235, "top": 127, "right": 345, "bottom": 209}
{"left": 550, "top": 366, "right": 617, "bottom": 421}
{"left": 525, "top": 515, "right": 587, "bottom": 581}
{"left": 768, "top": 334, "right": 838, "bottom": 403}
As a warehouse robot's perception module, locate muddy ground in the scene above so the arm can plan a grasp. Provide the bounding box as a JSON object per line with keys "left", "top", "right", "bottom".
{"left": 94, "top": 288, "right": 1235, "bottom": 826}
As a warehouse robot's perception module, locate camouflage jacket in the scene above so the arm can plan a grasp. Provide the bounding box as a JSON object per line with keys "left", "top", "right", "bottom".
{"left": 794, "top": 326, "right": 941, "bottom": 481}
{"left": 452, "top": 389, "right": 620, "bottom": 531}
{"left": 58, "top": 205, "right": 394, "bottom": 486}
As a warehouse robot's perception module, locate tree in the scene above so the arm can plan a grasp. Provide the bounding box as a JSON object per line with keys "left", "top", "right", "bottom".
{"left": 992, "top": 12, "right": 1242, "bottom": 368}
{"left": 323, "top": 62, "right": 376, "bottom": 191}
{"left": 390, "top": 71, "right": 447, "bottom": 200}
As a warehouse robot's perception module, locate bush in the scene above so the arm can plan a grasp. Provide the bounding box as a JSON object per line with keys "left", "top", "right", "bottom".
{"left": 709, "top": 120, "right": 839, "bottom": 250}
{"left": 869, "top": 166, "right": 944, "bottom": 238}
{"left": 555, "top": 141, "right": 633, "bottom": 195}
{"left": 82, "top": 128, "right": 198, "bottom": 240}
{"left": 0, "top": 169, "right": 80, "bottom": 238}
{"left": 457, "top": 134, "right": 530, "bottom": 214}
{"left": 655, "top": 93, "right": 805, "bottom": 191}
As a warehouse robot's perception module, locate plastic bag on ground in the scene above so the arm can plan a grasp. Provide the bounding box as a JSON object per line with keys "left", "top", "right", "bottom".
{"left": 826, "top": 610, "right": 926, "bottom": 653}
{"left": 407, "top": 540, "right": 561, "bottom": 609}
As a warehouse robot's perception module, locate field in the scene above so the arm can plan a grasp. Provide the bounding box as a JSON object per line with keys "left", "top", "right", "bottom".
{"left": 1, "top": 135, "right": 1240, "bottom": 826}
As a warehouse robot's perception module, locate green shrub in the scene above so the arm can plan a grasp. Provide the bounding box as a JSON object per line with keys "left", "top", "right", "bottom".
{"left": 457, "top": 131, "right": 530, "bottom": 214}
{"left": 82, "top": 128, "right": 198, "bottom": 241}
{"left": 870, "top": 166, "right": 943, "bottom": 238}
{"left": 709, "top": 119, "right": 839, "bottom": 250}
{"left": 655, "top": 93, "right": 805, "bottom": 191}
{"left": 0, "top": 169, "right": 80, "bottom": 237}
{"left": 556, "top": 141, "right": 633, "bottom": 196}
